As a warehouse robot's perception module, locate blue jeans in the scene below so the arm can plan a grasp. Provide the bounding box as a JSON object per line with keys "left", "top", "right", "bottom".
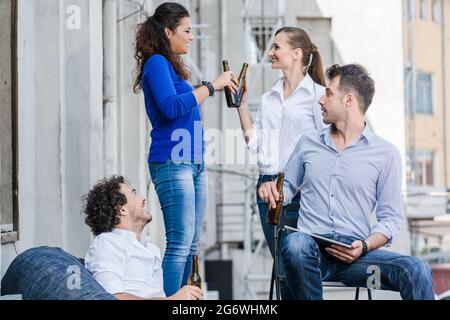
{"left": 256, "top": 174, "right": 300, "bottom": 299}
{"left": 281, "top": 232, "right": 436, "bottom": 300}
{"left": 1, "top": 247, "right": 115, "bottom": 300}
{"left": 149, "top": 161, "right": 207, "bottom": 296}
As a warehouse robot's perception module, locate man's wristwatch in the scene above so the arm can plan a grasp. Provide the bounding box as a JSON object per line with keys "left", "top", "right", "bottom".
{"left": 202, "top": 81, "right": 215, "bottom": 96}
{"left": 361, "top": 240, "right": 369, "bottom": 256}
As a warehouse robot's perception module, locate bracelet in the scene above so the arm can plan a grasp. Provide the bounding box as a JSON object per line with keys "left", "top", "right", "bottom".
{"left": 202, "top": 81, "right": 215, "bottom": 97}
{"left": 361, "top": 240, "right": 369, "bottom": 256}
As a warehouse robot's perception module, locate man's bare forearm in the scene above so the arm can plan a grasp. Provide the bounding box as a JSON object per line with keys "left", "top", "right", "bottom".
{"left": 237, "top": 103, "right": 253, "bottom": 144}
{"left": 367, "top": 233, "right": 389, "bottom": 251}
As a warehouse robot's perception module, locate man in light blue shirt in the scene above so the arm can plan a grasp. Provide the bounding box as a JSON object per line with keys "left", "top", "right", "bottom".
{"left": 259, "top": 64, "right": 435, "bottom": 300}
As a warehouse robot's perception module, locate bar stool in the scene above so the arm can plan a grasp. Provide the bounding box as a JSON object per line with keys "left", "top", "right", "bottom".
{"left": 269, "top": 211, "right": 373, "bottom": 300}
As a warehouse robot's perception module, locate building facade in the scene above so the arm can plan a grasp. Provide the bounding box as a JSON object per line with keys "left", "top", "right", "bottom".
{"left": 3, "top": 0, "right": 447, "bottom": 299}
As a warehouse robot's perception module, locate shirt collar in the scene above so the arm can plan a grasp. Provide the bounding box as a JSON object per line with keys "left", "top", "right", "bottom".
{"left": 320, "top": 122, "right": 374, "bottom": 147}
{"left": 298, "top": 73, "right": 315, "bottom": 95}
{"left": 112, "top": 228, "right": 138, "bottom": 240}
{"left": 360, "top": 123, "right": 374, "bottom": 143}
{"left": 270, "top": 73, "right": 315, "bottom": 97}
{"left": 320, "top": 126, "right": 334, "bottom": 148}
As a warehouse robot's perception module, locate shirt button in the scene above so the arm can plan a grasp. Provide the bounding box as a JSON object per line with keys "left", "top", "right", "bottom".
{"left": 331, "top": 194, "right": 334, "bottom": 197}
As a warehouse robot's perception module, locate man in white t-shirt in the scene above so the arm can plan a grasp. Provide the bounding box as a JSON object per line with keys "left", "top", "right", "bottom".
{"left": 83, "top": 175, "right": 203, "bottom": 300}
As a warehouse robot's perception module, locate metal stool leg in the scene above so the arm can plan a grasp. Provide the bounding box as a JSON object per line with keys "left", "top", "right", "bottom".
{"left": 368, "top": 289, "right": 372, "bottom": 300}
{"left": 273, "top": 225, "right": 281, "bottom": 300}
{"left": 269, "top": 261, "right": 275, "bottom": 300}
{"left": 355, "top": 287, "right": 360, "bottom": 300}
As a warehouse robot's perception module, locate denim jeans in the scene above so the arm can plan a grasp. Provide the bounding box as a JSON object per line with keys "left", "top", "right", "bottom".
{"left": 1, "top": 247, "right": 115, "bottom": 300}
{"left": 149, "top": 161, "right": 207, "bottom": 296}
{"left": 281, "top": 231, "right": 436, "bottom": 300}
{"left": 256, "top": 174, "right": 300, "bottom": 299}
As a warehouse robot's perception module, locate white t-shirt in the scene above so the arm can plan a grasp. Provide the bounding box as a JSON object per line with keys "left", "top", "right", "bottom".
{"left": 247, "top": 74, "right": 326, "bottom": 174}
{"left": 85, "top": 228, "right": 165, "bottom": 299}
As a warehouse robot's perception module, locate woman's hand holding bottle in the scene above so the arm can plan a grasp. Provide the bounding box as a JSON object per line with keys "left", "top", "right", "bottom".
{"left": 212, "top": 71, "right": 238, "bottom": 93}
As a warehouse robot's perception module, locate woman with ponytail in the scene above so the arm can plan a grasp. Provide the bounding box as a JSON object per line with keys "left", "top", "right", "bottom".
{"left": 236, "top": 27, "right": 326, "bottom": 299}
{"left": 134, "top": 2, "right": 237, "bottom": 296}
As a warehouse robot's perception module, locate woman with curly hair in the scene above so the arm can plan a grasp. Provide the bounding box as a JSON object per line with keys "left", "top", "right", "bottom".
{"left": 133, "top": 2, "right": 236, "bottom": 296}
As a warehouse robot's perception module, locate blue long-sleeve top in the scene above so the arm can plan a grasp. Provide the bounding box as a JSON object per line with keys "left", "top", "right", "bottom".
{"left": 142, "top": 54, "right": 204, "bottom": 163}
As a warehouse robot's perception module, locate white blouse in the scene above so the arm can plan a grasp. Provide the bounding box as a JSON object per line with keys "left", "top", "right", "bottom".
{"left": 85, "top": 228, "right": 165, "bottom": 299}
{"left": 247, "top": 73, "right": 326, "bottom": 175}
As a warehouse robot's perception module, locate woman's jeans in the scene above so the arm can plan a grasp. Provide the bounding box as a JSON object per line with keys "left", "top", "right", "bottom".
{"left": 256, "top": 174, "right": 300, "bottom": 299}
{"left": 149, "top": 161, "right": 207, "bottom": 296}
{"left": 282, "top": 232, "right": 436, "bottom": 300}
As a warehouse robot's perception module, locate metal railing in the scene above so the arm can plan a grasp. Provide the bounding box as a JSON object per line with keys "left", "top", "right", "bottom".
{"left": 207, "top": 165, "right": 274, "bottom": 299}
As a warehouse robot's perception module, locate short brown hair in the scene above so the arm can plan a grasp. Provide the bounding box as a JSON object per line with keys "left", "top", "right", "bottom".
{"left": 326, "top": 64, "right": 375, "bottom": 114}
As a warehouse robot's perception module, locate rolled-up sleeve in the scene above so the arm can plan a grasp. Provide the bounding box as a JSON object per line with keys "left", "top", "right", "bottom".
{"left": 371, "top": 148, "right": 404, "bottom": 245}
{"left": 246, "top": 107, "right": 261, "bottom": 154}
{"left": 85, "top": 238, "right": 129, "bottom": 295}
{"left": 282, "top": 137, "right": 306, "bottom": 205}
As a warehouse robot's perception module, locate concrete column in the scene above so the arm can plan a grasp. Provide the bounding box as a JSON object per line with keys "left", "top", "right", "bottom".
{"left": 103, "top": 0, "right": 119, "bottom": 176}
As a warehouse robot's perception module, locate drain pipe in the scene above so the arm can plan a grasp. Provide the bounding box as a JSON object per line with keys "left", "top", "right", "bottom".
{"left": 103, "top": 0, "right": 118, "bottom": 175}
{"left": 441, "top": 0, "right": 449, "bottom": 190}
{"left": 218, "top": 0, "right": 230, "bottom": 261}
{"left": 441, "top": 0, "right": 450, "bottom": 213}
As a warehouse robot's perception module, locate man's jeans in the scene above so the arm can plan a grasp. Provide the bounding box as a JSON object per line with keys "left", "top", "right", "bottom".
{"left": 256, "top": 174, "right": 300, "bottom": 299}
{"left": 282, "top": 232, "right": 436, "bottom": 300}
{"left": 1, "top": 247, "right": 115, "bottom": 300}
{"left": 149, "top": 161, "right": 207, "bottom": 296}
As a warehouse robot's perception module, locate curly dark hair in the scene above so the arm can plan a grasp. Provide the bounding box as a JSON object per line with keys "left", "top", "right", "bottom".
{"left": 83, "top": 176, "right": 127, "bottom": 236}
{"left": 133, "top": 2, "right": 191, "bottom": 93}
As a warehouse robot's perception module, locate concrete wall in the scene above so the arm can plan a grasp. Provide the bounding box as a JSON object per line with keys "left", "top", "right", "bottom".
{"left": 0, "top": 0, "right": 14, "bottom": 227}
{"left": 1, "top": 0, "right": 160, "bottom": 277}
{"left": 2, "top": 0, "right": 102, "bottom": 276}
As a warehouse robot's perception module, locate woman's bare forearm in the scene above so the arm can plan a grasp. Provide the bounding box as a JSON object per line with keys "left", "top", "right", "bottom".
{"left": 237, "top": 102, "right": 253, "bottom": 144}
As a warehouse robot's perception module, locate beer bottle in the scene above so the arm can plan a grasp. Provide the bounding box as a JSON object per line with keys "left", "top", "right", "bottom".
{"left": 188, "top": 255, "right": 202, "bottom": 289}
{"left": 266, "top": 173, "right": 285, "bottom": 225}
{"left": 222, "top": 60, "right": 248, "bottom": 108}
{"left": 236, "top": 63, "right": 249, "bottom": 105}
{"left": 223, "top": 60, "right": 238, "bottom": 108}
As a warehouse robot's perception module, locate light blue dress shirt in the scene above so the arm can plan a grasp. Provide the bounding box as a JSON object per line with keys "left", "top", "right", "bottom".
{"left": 282, "top": 125, "right": 404, "bottom": 243}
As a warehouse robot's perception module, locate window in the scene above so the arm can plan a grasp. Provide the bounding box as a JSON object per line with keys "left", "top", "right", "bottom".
{"left": 1, "top": 0, "right": 18, "bottom": 241}
{"left": 408, "top": 151, "right": 436, "bottom": 186}
{"left": 416, "top": 72, "right": 433, "bottom": 114}
{"left": 432, "top": 0, "right": 442, "bottom": 23}
{"left": 420, "top": 0, "right": 429, "bottom": 20}
{"left": 249, "top": 17, "right": 278, "bottom": 63}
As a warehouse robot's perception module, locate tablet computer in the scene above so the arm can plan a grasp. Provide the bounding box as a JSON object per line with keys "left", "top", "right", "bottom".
{"left": 284, "top": 225, "right": 353, "bottom": 249}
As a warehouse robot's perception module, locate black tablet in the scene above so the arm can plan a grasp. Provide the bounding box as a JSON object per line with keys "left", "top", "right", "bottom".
{"left": 284, "top": 225, "right": 353, "bottom": 249}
